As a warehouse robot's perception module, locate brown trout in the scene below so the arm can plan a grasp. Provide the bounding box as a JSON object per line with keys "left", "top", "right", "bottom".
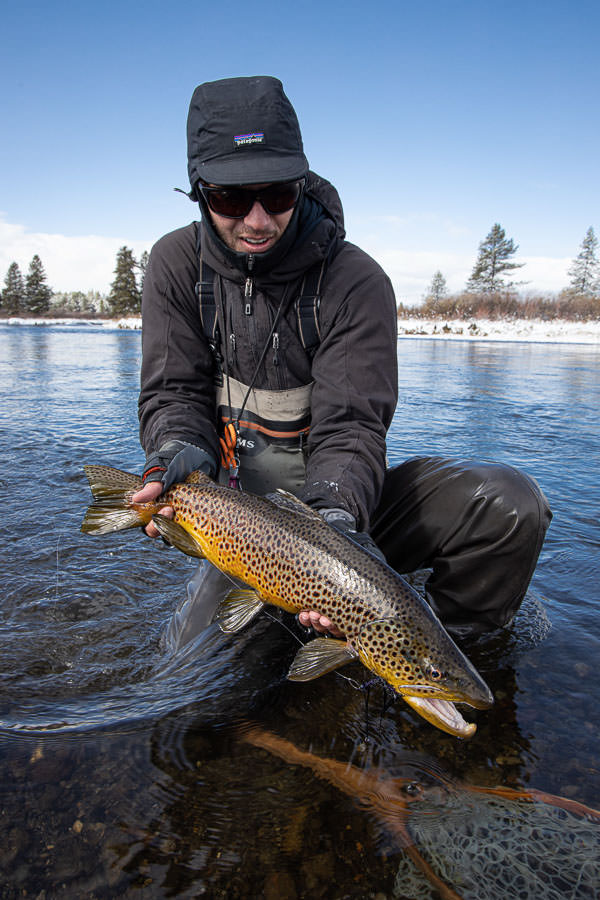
{"left": 81, "top": 465, "right": 493, "bottom": 738}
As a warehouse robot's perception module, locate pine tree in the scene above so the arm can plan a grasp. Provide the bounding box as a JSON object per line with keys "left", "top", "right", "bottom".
{"left": 466, "top": 223, "right": 524, "bottom": 293}
{"left": 24, "top": 254, "right": 53, "bottom": 315}
{"left": 137, "top": 250, "right": 150, "bottom": 295}
{"left": 107, "top": 246, "right": 141, "bottom": 316}
{"left": 425, "top": 271, "right": 448, "bottom": 307}
{"left": 2, "top": 262, "right": 25, "bottom": 315}
{"left": 567, "top": 227, "right": 600, "bottom": 296}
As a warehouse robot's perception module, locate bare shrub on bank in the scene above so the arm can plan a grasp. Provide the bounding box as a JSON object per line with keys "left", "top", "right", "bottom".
{"left": 399, "top": 291, "right": 600, "bottom": 322}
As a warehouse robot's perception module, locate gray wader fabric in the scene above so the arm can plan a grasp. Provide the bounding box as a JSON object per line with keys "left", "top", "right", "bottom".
{"left": 370, "top": 456, "right": 552, "bottom": 634}
{"left": 163, "top": 451, "right": 552, "bottom": 650}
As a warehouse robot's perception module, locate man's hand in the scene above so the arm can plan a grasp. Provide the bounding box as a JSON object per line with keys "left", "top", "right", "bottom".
{"left": 297, "top": 610, "right": 345, "bottom": 639}
{"left": 131, "top": 481, "right": 174, "bottom": 538}
{"left": 137, "top": 440, "right": 216, "bottom": 538}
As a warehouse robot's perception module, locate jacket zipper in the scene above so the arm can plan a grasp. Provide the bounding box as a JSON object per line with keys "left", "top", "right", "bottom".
{"left": 245, "top": 254, "right": 255, "bottom": 316}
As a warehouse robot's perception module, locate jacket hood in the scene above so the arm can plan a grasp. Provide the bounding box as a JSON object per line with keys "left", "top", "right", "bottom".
{"left": 199, "top": 171, "right": 345, "bottom": 283}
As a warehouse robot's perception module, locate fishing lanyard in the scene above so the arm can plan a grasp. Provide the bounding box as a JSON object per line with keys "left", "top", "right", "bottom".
{"left": 219, "top": 279, "right": 291, "bottom": 490}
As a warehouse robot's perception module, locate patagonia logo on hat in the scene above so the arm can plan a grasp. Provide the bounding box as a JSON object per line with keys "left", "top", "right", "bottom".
{"left": 234, "top": 132, "right": 266, "bottom": 148}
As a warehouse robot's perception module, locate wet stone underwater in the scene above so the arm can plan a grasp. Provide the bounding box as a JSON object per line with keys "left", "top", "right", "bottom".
{"left": 0, "top": 323, "right": 599, "bottom": 899}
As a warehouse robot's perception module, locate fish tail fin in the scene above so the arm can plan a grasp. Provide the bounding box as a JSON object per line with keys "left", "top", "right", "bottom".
{"left": 83, "top": 465, "right": 143, "bottom": 502}
{"left": 81, "top": 465, "right": 150, "bottom": 534}
{"left": 81, "top": 503, "right": 147, "bottom": 534}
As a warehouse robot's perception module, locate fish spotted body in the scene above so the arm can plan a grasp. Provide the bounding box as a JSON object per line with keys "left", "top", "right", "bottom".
{"left": 81, "top": 465, "right": 493, "bottom": 738}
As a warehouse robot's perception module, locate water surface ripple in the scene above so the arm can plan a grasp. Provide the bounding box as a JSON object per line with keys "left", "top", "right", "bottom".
{"left": 1, "top": 324, "right": 598, "bottom": 898}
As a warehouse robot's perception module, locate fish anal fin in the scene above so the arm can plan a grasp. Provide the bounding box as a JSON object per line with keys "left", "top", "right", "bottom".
{"left": 216, "top": 589, "right": 264, "bottom": 633}
{"left": 288, "top": 638, "right": 358, "bottom": 682}
{"left": 152, "top": 514, "right": 206, "bottom": 559}
{"left": 266, "top": 489, "right": 322, "bottom": 521}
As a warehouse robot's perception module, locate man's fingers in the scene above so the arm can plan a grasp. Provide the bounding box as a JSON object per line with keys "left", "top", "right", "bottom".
{"left": 132, "top": 481, "right": 164, "bottom": 504}
{"left": 144, "top": 505, "right": 174, "bottom": 538}
{"left": 298, "top": 610, "right": 345, "bottom": 639}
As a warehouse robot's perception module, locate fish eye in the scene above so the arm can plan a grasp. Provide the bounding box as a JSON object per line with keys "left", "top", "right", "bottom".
{"left": 402, "top": 781, "right": 423, "bottom": 797}
{"left": 428, "top": 666, "right": 443, "bottom": 681}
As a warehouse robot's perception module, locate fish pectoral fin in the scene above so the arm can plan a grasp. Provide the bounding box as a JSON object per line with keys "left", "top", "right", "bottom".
{"left": 151, "top": 515, "right": 206, "bottom": 559}
{"left": 215, "top": 589, "right": 264, "bottom": 633}
{"left": 265, "top": 489, "right": 323, "bottom": 522}
{"left": 287, "top": 638, "right": 358, "bottom": 682}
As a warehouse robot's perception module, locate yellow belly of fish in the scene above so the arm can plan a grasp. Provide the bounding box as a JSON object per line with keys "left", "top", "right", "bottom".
{"left": 184, "top": 519, "right": 307, "bottom": 615}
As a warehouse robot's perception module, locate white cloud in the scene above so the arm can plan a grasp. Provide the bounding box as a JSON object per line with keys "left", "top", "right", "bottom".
{"left": 0, "top": 216, "right": 152, "bottom": 293}
{"left": 346, "top": 211, "right": 574, "bottom": 304}
{"left": 518, "top": 256, "right": 571, "bottom": 294}
{"left": 377, "top": 251, "right": 571, "bottom": 306}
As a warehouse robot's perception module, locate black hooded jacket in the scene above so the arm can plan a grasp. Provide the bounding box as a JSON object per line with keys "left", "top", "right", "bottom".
{"left": 138, "top": 172, "right": 398, "bottom": 529}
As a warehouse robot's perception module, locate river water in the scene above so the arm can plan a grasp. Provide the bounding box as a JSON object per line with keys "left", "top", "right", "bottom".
{"left": 0, "top": 323, "right": 598, "bottom": 898}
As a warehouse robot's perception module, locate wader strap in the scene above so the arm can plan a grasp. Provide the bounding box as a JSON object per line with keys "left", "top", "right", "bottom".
{"left": 295, "top": 257, "right": 327, "bottom": 359}
{"left": 195, "top": 227, "right": 223, "bottom": 378}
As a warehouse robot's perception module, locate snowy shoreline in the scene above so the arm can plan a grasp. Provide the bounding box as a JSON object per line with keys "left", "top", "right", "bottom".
{"left": 2, "top": 315, "right": 600, "bottom": 346}
{"left": 398, "top": 316, "right": 600, "bottom": 345}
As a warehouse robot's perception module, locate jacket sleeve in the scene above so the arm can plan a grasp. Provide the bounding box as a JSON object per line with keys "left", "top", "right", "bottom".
{"left": 298, "top": 243, "right": 398, "bottom": 531}
{"left": 138, "top": 225, "right": 220, "bottom": 467}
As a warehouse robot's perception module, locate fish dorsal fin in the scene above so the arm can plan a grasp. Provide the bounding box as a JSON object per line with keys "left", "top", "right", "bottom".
{"left": 287, "top": 638, "right": 358, "bottom": 682}
{"left": 151, "top": 514, "right": 206, "bottom": 559}
{"left": 216, "top": 589, "right": 264, "bottom": 633}
{"left": 266, "top": 489, "right": 323, "bottom": 522}
{"left": 185, "top": 470, "right": 212, "bottom": 485}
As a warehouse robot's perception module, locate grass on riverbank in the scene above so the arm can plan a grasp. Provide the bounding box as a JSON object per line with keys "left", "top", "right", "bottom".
{"left": 399, "top": 290, "right": 600, "bottom": 322}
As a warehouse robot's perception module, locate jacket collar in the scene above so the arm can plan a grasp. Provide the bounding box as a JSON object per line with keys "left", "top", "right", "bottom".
{"left": 199, "top": 171, "right": 344, "bottom": 284}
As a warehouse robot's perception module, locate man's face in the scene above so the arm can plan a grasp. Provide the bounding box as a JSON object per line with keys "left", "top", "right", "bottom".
{"left": 205, "top": 183, "right": 296, "bottom": 255}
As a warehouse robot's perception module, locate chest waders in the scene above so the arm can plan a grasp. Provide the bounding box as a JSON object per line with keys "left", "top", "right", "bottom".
{"left": 196, "top": 242, "right": 327, "bottom": 497}
{"left": 162, "top": 247, "right": 329, "bottom": 651}
{"left": 216, "top": 376, "right": 312, "bottom": 495}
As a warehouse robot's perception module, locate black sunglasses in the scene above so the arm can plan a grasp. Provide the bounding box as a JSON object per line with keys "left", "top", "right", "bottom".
{"left": 199, "top": 180, "right": 304, "bottom": 219}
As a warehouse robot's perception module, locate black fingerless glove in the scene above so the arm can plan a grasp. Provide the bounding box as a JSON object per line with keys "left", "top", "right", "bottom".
{"left": 319, "top": 507, "right": 386, "bottom": 562}
{"left": 142, "top": 440, "right": 217, "bottom": 491}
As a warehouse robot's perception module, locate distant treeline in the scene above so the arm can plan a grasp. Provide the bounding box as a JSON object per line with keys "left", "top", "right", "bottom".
{"left": 2, "top": 224, "right": 599, "bottom": 322}
{"left": 0, "top": 247, "right": 148, "bottom": 318}
{"left": 409, "top": 224, "right": 600, "bottom": 321}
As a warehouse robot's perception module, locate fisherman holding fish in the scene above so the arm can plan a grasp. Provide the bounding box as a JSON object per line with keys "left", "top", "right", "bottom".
{"left": 131, "top": 76, "right": 551, "bottom": 647}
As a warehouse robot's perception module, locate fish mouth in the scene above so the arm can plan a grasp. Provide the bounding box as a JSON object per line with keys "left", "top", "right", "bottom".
{"left": 401, "top": 694, "right": 477, "bottom": 739}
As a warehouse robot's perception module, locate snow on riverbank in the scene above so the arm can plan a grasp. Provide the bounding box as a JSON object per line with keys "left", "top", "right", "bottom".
{"left": 3, "top": 315, "right": 600, "bottom": 345}
{"left": 2, "top": 316, "right": 142, "bottom": 330}
{"left": 397, "top": 316, "right": 600, "bottom": 345}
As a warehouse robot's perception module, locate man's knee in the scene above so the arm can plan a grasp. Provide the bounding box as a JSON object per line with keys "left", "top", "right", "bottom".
{"left": 465, "top": 462, "right": 552, "bottom": 547}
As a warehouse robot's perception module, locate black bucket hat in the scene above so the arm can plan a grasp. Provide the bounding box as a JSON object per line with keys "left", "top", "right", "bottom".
{"left": 187, "top": 76, "right": 309, "bottom": 190}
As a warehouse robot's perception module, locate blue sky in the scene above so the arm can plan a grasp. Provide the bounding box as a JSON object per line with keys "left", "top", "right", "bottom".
{"left": 1, "top": 0, "right": 598, "bottom": 304}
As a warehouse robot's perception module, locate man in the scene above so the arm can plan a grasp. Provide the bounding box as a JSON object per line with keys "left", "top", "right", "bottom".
{"left": 133, "top": 75, "right": 551, "bottom": 647}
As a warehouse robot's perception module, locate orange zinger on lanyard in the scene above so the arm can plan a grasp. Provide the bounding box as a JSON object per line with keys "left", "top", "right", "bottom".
{"left": 219, "top": 422, "right": 241, "bottom": 490}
